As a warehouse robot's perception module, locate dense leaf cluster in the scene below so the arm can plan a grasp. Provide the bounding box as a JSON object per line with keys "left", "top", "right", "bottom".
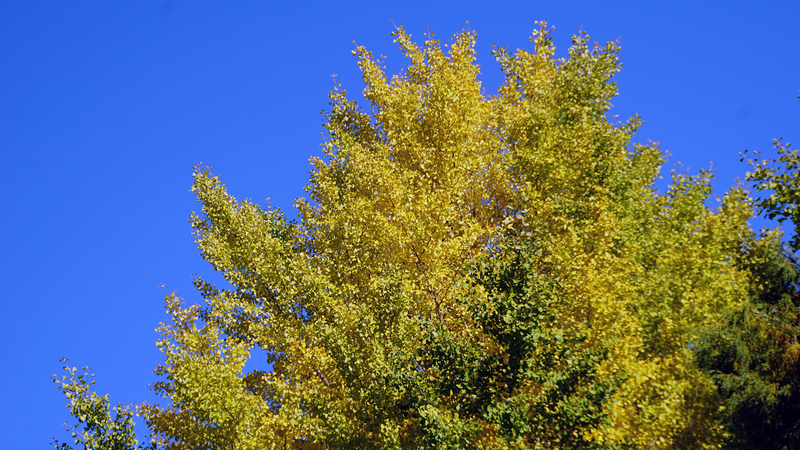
{"left": 405, "top": 233, "right": 622, "bottom": 449}
{"left": 695, "top": 237, "right": 800, "bottom": 449}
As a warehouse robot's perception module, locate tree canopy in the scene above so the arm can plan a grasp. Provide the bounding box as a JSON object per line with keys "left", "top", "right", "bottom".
{"left": 53, "top": 24, "right": 800, "bottom": 450}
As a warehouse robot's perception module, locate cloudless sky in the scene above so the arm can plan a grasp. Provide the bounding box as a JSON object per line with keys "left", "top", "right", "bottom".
{"left": 1, "top": 1, "right": 798, "bottom": 447}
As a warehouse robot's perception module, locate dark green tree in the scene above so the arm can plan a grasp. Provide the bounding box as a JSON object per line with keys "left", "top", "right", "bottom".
{"left": 695, "top": 121, "right": 800, "bottom": 449}
{"left": 696, "top": 121, "right": 800, "bottom": 448}
{"left": 694, "top": 235, "right": 800, "bottom": 449}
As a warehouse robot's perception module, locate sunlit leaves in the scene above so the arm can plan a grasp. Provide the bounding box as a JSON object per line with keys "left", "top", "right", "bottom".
{"left": 742, "top": 138, "right": 800, "bottom": 251}
{"left": 54, "top": 23, "right": 795, "bottom": 450}
{"left": 51, "top": 358, "right": 143, "bottom": 450}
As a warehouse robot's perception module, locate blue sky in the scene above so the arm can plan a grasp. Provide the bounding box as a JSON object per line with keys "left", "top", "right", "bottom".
{"left": 1, "top": 1, "right": 798, "bottom": 447}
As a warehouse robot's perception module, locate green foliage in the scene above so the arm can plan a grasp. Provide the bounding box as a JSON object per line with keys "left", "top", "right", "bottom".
{"left": 694, "top": 234, "right": 800, "bottom": 449}
{"left": 52, "top": 358, "right": 144, "bottom": 450}
{"left": 742, "top": 138, "right": 800, "bottom": 251}
{"left": 404, "top": 231, "right": 624, "bottom": 449}
{"left": 702, "top": 93, "right": 800, "bottom": 448}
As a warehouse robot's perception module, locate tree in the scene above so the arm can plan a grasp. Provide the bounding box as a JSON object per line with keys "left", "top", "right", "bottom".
{"left": 694, "top": 234, "right": 800, "bottom": 449}
{"left": 51, "top": 359, "right": 144, "bottom": 450}
{"left": 693, "top": 121, "right": 800, "bottom": 448}
{"left": 741, "top": 136, "right": 800, "bottom": 252}
{"left": 54, "top": 24, "right": 787, "bottom": 449}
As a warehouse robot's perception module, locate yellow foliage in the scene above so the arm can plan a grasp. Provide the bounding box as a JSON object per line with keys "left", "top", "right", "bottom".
{"left": 141, "top": 23, "right": 755, "bottom": 449}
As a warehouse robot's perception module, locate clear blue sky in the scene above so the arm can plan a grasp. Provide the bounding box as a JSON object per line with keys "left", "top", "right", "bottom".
{"left": 1, "top": 1, "right": 798, "bottom": 447}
